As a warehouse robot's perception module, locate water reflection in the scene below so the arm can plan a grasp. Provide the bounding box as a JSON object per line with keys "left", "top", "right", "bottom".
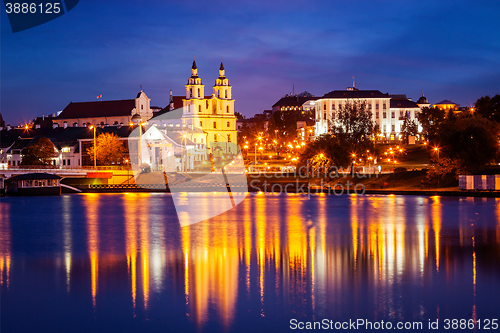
{"left": 2, "top": 194, "right": 500, "bottom": 332}
{"left": 0, "top": 202, "right": 10, "bottom": 289}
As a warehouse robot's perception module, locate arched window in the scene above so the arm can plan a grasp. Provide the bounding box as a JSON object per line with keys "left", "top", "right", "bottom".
{"left": 200, "top": 121, "right": 202, "bottom": 127}
{"left": 141, "top": 104, "right": 143, "bottom": 110}
{"left": 190, "top": 88, "right": 192, "bottom": 97}
{"left": 198, "top": 88, "right": 200, "bottom": 97}
{"left": 213, "top": 121, "right": 217, "bottom": 129}
{"left": 206, "top": 100, "right": 209, "bottom": 109}
{"left": 198, "top": 105, "right": 201, "bottom": 113}
{"left": 227, "top": 134, "right": 231, "bottom": 143}
{"left": 225, "top": 90, "right": 227, "bottom": 98}
{"left": 214, "top": 134, "right": 218, "bottom": 142}
{"left": 226, "top": 105, "right": 229, "bottom": 113}
{"left": 217, "top": 91, "right": 220, "bottom": 98}
{"left": 323, "top": 104, "right": 327, "bottom": 110}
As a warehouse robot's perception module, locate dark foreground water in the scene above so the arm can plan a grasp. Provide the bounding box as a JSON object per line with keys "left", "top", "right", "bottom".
{"left": 1, "top": 193, "right": 500, "bottom": 332}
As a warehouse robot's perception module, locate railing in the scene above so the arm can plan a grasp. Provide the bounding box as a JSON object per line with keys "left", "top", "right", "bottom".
{"left": 1, "top": 165, "right": 132, "bottom": 171}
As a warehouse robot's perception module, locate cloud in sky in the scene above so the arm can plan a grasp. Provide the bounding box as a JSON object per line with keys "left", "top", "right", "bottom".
{"left": 1, "top": 0, "right": 500, "bottom": 125}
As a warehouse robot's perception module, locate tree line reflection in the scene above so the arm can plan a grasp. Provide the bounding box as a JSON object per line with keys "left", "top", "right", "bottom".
{"left": 1, "top": 194, "right": 499, "bottom": 328}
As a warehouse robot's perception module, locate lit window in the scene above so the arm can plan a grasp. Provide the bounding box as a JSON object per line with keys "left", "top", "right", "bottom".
{"left": 62, "top": 147, "right": 71, "bottom": 153}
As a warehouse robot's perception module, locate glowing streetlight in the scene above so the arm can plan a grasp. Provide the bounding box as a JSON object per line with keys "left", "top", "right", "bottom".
{"left": 434, "top": 147, "right": 440, "bottom": 188}
{"left": 89, "top": 125, "right": 97, "bottom": 168}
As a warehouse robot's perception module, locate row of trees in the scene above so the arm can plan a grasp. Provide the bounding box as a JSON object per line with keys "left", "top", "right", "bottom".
{"left": 21, "top": 133, "right": 127, "bottom": 166}
{"left": 419, "top": 95, "right": 500, "bottom": 177}
{"left": 299, "top": 101, "right": 376, "bottom": 170}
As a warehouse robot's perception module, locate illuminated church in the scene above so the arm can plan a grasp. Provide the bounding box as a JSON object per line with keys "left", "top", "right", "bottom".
{"left": 180, "top": 60, "right": 237, "bottom": 150}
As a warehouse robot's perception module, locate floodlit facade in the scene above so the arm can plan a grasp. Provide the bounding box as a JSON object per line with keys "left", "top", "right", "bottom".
{"left": 314, "top": 88, "right": 422, "bottom": 141}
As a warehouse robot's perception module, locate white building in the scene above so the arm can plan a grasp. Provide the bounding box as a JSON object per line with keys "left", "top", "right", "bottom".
{"left": 315, "top": 88, "right": 422, "bottom": 141}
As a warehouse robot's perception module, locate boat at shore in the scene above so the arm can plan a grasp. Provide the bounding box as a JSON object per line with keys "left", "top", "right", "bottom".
{"left": 6, "top": 173, "right": 62, "bottom": 196}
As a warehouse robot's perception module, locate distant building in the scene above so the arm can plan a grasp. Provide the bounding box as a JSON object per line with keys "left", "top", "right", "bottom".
{"left": 315, "top": 87, "right": 421, "bottom": 141}
{"left": 272, "top": 95, "right": 319, "bottom": 114}
{"left": 433, "top": 100, "right": 459, "bottom": 112}
{"left": 53, "top": 91, "right": 153, "bottom": 128}
{"left": 416, "top": 94, "right": 431, "bottom": 109}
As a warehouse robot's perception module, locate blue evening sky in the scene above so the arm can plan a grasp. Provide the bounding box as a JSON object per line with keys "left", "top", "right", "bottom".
{"left": 1, "top": 0, "right": 500, "bottom": 125}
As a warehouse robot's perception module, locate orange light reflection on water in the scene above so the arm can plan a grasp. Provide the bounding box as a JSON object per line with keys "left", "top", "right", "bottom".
{"left": 0, "top": 203, "right": 11, "bottom": 289}
{"left": 84, "top": 193, "right": 100, "bottom": 308}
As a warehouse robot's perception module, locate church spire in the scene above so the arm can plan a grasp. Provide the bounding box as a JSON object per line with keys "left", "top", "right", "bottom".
{"left": 190, "top": 56, "right": 199, "bottom": 79}
{"left": 218, "top": 59, "right": 225, "bottom": 79}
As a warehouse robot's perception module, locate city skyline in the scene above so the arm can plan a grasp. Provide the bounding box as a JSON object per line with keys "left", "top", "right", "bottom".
{"left": 2, "top": 0, "right": 500, "bottom": 125}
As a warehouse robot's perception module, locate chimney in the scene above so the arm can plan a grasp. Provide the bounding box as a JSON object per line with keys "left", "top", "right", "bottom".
{"left": 170, "top": 90, "right": 174, "bottom": 110}
{"left": 42, "top": 114, "right": 45, "bottom": 120}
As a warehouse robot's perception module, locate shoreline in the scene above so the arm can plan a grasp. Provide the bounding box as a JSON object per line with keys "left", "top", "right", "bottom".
{"left": 61, "top": 183, "right": 500, "bottom": 198}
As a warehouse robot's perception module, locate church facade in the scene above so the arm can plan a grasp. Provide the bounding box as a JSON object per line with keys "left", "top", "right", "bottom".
{"left": 180, "top": 60, "right": 237, "bottom": 155}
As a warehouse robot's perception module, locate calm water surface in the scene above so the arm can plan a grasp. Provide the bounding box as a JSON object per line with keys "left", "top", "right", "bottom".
{"left": 1, "top": 193, "right": 500, "bottom": 332}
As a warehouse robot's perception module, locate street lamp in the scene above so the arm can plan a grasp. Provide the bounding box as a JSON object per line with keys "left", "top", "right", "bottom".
{"left": 89, "top": 125, "right": 97, "bottom": 168}
{"left": 434, "top": 147, "right": 440, "bottom": 188}
{"left": 255, "top": 136, "right": 262, "bottom": 166}
{"left": 182, "top": 134, "right": 187, "bottom": 172}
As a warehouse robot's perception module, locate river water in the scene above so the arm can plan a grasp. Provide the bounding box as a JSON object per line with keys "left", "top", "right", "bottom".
{"left": 1, "top": 193, "right": 499, "bottom": 332}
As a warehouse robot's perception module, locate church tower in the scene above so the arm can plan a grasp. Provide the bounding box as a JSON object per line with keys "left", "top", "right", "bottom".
{"left": 182, "top": 60, "right": 237, "bottom": 156}
{"left": 185, "top": 60, "right": 205, "bottom": 100}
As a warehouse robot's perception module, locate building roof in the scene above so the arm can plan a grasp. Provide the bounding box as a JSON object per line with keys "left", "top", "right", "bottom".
{"left": 6, "top": 138, "right": 34, "bottom": 152}
{"left": 417, "top": 95, "right": 429, "bottom": 104}
{"left": 0, "top": 112, "right": 4, "bottom": 127}
{"left": 57, "top": 99, "right": 136, "bottom": 119}
{"left": 153, "top": 95, "right": 194, "bottom": 118}
{"left": 10, "top": 173, "right": 62, "bottom": 180}
{"left": 390, "top": 99, "right": 419, "bottom": 109}
{"left": 434, "top": 100, "right": 458, "bottom": 105}
{"left": 272, "top": 96, "right": 319, "bottom": 108}
{"left": 322, "top": 90, "right": 389, "bottom": 99}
